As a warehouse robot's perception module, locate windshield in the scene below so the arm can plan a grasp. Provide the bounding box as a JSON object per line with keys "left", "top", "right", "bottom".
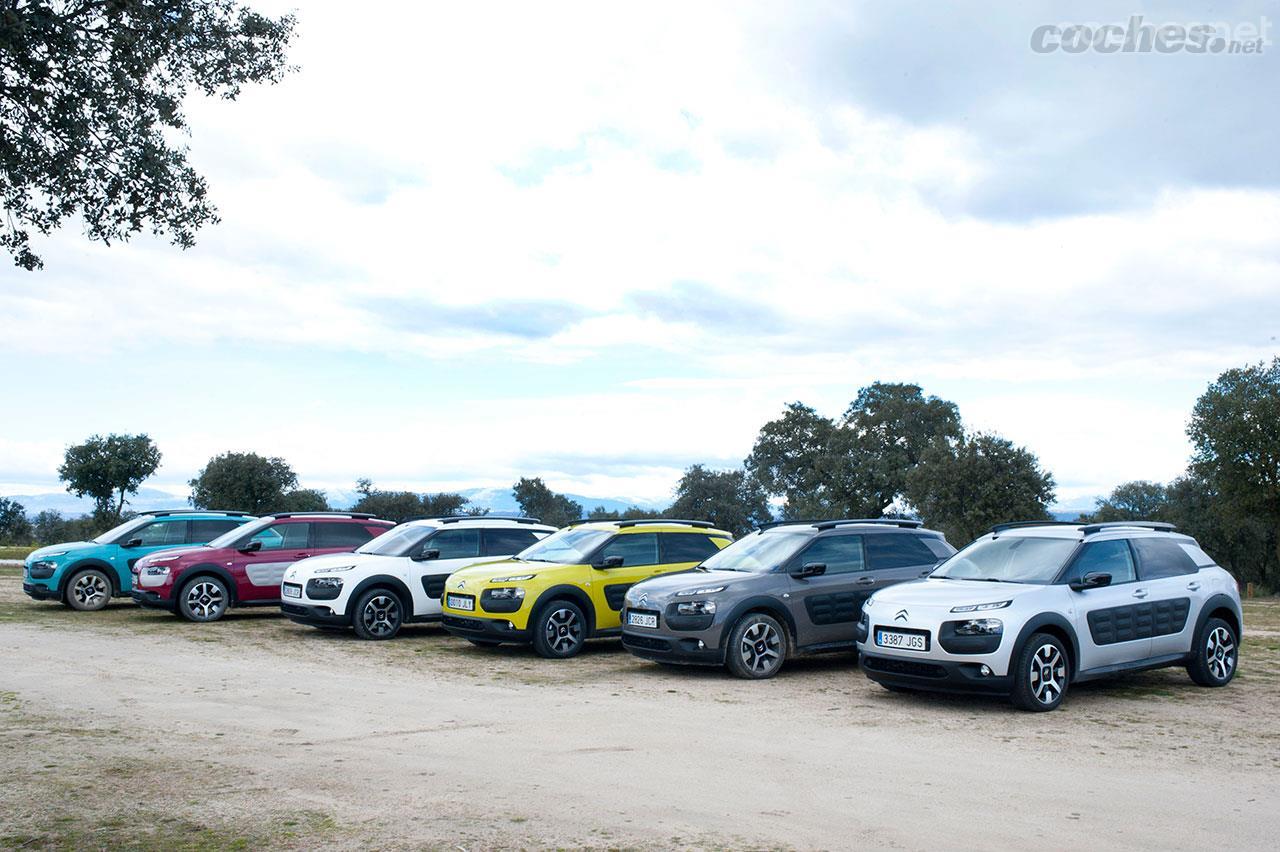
{"left": 92, "top": 516, "right": 151, "bottom": 544}
{"left": 358, "top": 524, "right": 437, "bottom": 557}
{"left": 206, "top": 517, "right": 272, "bottom": 549}
{"left": 515, "top": 527, "right": 613, "bottom": 564}
{"left": 700, "top": 530, "right": 810, "bottom": 573}
{"left": 934, "top": 535, "right": 1079, "bottom": 584}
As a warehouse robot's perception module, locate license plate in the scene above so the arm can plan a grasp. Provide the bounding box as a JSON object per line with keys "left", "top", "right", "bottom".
{"left": 627, "top": 611, "right": 658, "bottom": 629}
{"left": 876, "top": 629, "right": 928, "bottom": 651}
{"left": 282, "top": 584, "right": 301, "bottom": 599}
{"left": 447, "top": 594, "right": 475, "bottom": 611}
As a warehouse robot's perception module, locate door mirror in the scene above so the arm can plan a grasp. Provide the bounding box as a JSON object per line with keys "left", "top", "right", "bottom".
{"left": 1070, "top": 571, "right": 1112, "bottom": 592}
{"left": 791, "top": 562, "right": 827, "bottom": 579}
{"left": 121, "top": 537, "right": 143, "bottom": 548}
{"left": 594, "top": 555, "right": 625, "bottom": 569}
{"left": 412, "top": 548, "right": 440, "bottom": 562}
{"left": 239, "top": 539, "right": 263, "bottom": 554}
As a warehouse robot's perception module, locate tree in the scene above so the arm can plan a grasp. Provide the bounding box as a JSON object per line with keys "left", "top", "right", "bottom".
{"left": 0, "top": 497, "right": 32, "bottom": 543}
{"left": 667, "top": 465, "right": 772, "bottom": 535}
{"left": 349, "top": 480, "right": 473, "bottom": 523}
{"left": 1079, "top": 481, "right": 1170, "bottom": 523}
{"left": 512, "top": 478, "right": 582, "bottom": 527}
{"left": 586, "top": 505, "right": 650, "bottom": 521}
{"left": 0, "top": 0, "right": 296, "bottom": 270}
{"left": 275, "top": 488, "right": 330, "bottom": 512}
{"left": 188, "top": 452, "right": 296, "bottom": 514}
{"left": 58, "top": 433, "right": 162, "bottom": 521}
{"left": 744, "top": 402, "right": 838, "bottom": 517}
{"left": 422, "top": 493, "right": 472, "bottom": 517}
{"left": 906, "top": 432, "right": 1056, "bottom": 546}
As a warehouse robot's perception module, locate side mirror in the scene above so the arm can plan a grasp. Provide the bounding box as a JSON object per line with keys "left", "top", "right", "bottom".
{"left": 791, "top": 562, "right": 827, "bottom": 579}
{"left": 239, "top": 539, "right": 263, "bottom": 554}
{"left": 1070, "top": 571, "right": 1112, "bottom": 592}
{"left": 412, "top": 548, "right": 440, "bottom": 562}
{"left": 121, "top": 537, "right": 143, "bottom": 548}
{"left": 594, "top": 555, "right": 625, "bottom": 569}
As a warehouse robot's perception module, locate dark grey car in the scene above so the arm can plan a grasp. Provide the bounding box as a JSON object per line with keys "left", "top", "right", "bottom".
{"left": 620, "top": 519, "right": 955, "bottom": 679}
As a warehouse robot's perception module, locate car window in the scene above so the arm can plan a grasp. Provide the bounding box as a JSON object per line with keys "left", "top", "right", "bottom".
{"left": 189, "top": 519, "right": 242, "bottom": 543}
{"left": 315, "top": 522, "right": 376, "bottom": 549}
{"left": 597, "top": 532, "right": 658, "bottom": 567}
{"left": 483, "top": 528, "right": 541, "bottom": 556}
{"left": 130, "top": 520, "right": 188, "bottom": 546}
{"left": 253, "top": 523, "right": 310, "bottom": 550}
{"left": 921, "top": 537, "right": 956, "bottom": 560}
{"left": 795, "top": 535, "right": 865, "bottom": 574}
{"left": 659, "top": 533, "right": 721, "bottom": 564}
{"left": 865, "top": 534, "right": 939, "bottom": 570}
{"left": 429, "top": 528, "right": 481, "bottom": 559}
{"left": 1065, "top": 539, "right": 1136, "bottom": 584}
{"left": 1133, "top": 537, "right": 1199, "bottom": 579}
{"left": 1177, "top": 543, "right": 1217, "bottom": 567}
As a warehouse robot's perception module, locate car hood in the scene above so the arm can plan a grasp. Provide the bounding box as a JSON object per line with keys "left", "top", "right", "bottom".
{"left": 26, "top": 541, "right": 97, "bottom": 561}
{"left": 447, "top": 557, "right": 572, "bottom": 584}
{"left": 628, "top": 569, "right": 760, "bottom": 600}
{"left": 868, "top": 577, "right": 1046, "bottom": 608}
{"left": 134, "top": 545, "right": 213, "bottom": 566}
{"left": 286, "top": 551, "right": 387, "bottom": 579}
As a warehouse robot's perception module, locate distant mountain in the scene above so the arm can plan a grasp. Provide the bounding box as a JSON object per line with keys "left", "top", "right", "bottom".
{"left": 4, "top": 487, "right": 190, "bottom": 516}
{"left": 326, "top": 486, "right": 664, "bottom": 516}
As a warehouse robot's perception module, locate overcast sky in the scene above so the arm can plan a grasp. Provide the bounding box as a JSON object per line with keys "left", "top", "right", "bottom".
{"left": 2, "top": 1, "right": 1277, "bottom": 508}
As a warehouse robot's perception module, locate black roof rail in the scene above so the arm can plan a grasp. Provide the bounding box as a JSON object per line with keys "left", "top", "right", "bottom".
{"left": 142, "top": 509, "right": 253, "bottom": 518}
{"left": 1080, "top": 521, "right": 1177, "bottom": 535}
{"left": 814, "top": 518, "right": 924, "bottom": 531}
{"left": 439, "top": 515, "right": 543, "bottom": 525}
{"left": 267, "top": 511, "right": 383, "bottom": 520}
{"left": 616, "top": 518, "right": 715, "bottom": 529}
{"left": 989, "top": 521, "right": 1082, "bottom": 536}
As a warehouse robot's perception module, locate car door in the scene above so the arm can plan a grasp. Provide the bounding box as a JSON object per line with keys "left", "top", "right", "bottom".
{"left": 1062, "top": 538, "right": 1152, "bottom": 670}
{"left": 783, "top": 533, "right": 866, "bottom": 647}
{"left": 119, "top": 519, "right": 190, "bottom": 571}
{"left": 412, "top": 527, "right": 483, "bottom": 616}
{"left": 1130, "top": 537, "right": 1207, "bottom": 658}
{"left": 588, "top": 532, "right": 661, "bottom": 630}
{"left": 236, "top": 521, "right": 313, "bottom": 602}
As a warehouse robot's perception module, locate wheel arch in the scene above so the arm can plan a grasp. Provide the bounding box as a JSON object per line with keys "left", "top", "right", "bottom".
{"left": 57, "top": 559, "right": 119, "bottom": 597}
{"left": 1011, "top": 612, "right": 1080, "bottom": 680}
{"left": 1194, "top": 593, "right": 1242, "bottom": 640}
{"left": 720, "top": 596, "right": 799, "bottom": 652}
{"left": 349, "top": 575, "right": 414, "bottom": 613}
{"left": 531, "top": 584, "right": 597, "bottom": 635}
{"left": 175, "top": 564, "right": 239, "bottom": 605}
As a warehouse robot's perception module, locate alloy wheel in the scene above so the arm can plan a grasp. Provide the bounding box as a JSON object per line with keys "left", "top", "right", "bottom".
{"left": 72, "top": 573, "right": 108, "bottom": 608}
{"left": 361, "top": 594, "right": 401, "bottom": 638}
{"left": 544, "top": 607, "right": 582, "bottom": 654}
{"left": 186, "top": 581, "right": 226, "bottom": 620}
{"left": 1028, "top": 643, "right": 1066, "bottom": 705}
{"left": 1206, "top": 625, "right": 1236, "bottom": 681}
{"left": 740, "top": 620, "right": 782, "bottom": 675}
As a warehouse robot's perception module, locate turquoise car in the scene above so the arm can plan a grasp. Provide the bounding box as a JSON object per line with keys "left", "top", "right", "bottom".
{"left": 22, "top": 510, "right": 255, "bottom": 611}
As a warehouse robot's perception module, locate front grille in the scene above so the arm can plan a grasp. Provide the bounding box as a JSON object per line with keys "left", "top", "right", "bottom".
{"left": 281, "top": 603, "right": 311, "bottom": 616}
{"left": 621, "top": 633, "right": 671, "bottom": 652}
{"left": 863, "top": 655, "right": 947, "bottom": 679}
{"left": 443, "top": 615, "right": 485, "bottom": 631}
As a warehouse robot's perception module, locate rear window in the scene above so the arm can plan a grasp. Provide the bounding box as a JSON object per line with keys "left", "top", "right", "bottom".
{"left": 865, "top": 533, "right": 941, "bottom": 570}
{"left": 314, "top": 522, "right": 374, "bottom": 549}
{"left": 1177, "top": 543, "right": 1216, "bottom": 567}
{"left": 1133, "top": 537, "right": 1199, "bottom": 579}
{"left": 484, "top": 528, "right": 541, "bottom": 556}
{"left": 659, "top": 533, "right": 721, "bottom": 563}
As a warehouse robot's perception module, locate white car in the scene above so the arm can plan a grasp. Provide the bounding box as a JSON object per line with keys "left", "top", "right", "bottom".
{"left": 281, "top": 516, "right": 556, "bottom": 639}
{"left": 856, "top": 521, "right": 1243, "bottom": 711}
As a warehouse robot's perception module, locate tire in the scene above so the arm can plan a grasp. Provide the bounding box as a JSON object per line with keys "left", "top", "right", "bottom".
{"left": 1010, "top": 632, "right": 1070, "bottom": 712}
{"left": 65, "top": 568, "right": 112, "bottom": 612}
{"left": 725, "top": 612, "right": 788, "bottom": 679}
{"left": 177, "top": 576, "right": 230, "bottom": 623}
{"left": 1187, "top": 616, "right": 1238, "bottom": 687}
{"left": 467, "top": 638, "right": 501, "bottom": 648}
{"left": 531, "top": 599, "right": 587, "bottom": 659}
{"left": 352, "top": 589, "right": 404, "bottom": 640}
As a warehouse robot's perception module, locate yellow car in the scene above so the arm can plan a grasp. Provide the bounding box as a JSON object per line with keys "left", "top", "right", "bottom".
{"left": 440, "top": 519, "right": 732, "bottom": 658}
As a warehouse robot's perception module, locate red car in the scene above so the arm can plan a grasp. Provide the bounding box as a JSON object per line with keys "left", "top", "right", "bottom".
{"left": 130, "top": 512, "right": 394, "bottom": 622}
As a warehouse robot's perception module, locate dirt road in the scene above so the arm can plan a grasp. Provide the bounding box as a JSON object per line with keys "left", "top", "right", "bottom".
{"left": 2, "top": 572, "right": 1278, "bottom": 850}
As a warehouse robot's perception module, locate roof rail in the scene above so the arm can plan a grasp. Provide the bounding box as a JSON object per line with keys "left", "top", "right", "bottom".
{"left": 758, "top": 518, "right": 923, "bottom": 531}
{"left": 1080, "top": 521, "right": 1177, "bottom": 535}
{"left": 989, "top": 521, "right": 1082, "bottom": 536}
{"left": 439, "top": 515, "right": 543, "bottom": 525}
{"left": 142, "top": 509, "right": 253, "bottom": 518}
{"left": 267, "top": 511, "right": 382, "bottom": 520}
{"left": 616, "top": 518, "right": 715, "bottom": 529}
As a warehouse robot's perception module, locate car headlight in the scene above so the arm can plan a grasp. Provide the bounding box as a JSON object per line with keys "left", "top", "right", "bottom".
{"left": 310, "top": 577, "right": 344, "bottom": 590}
{"left": 486, "top": 587, "right": 525, "bottom": 601}
{"left": 951, "top": 600, "right": 1012, "bottom": 613}
{"left": 32, "top": 560, "right": 60, "bottom": 571}
{"left": 143, "top": 566, "right": 171, "bottom": 576}
{"left": 489, "top": 574, "right": 535, "bottom": 583}
{"left": 953, "top": 618, "right": 1003, "bottom": 635}
{"left": 316, "top": 565, "right": 356, "bottom": 574}
{"left": 676, "top": 600, "right": 716, "bottom": 616}
{"left": 674, "top": 586, "right": 726, "bottom": 597}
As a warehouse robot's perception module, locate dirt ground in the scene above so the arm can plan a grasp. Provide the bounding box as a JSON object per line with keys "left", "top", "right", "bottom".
{"left": 1, "top": 567, "right": 1278, "bottom": 851}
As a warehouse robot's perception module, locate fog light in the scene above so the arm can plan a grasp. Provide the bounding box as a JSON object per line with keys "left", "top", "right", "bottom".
{"left": 980, "top": 665, "right": 992, "bottom": 677}
{"left": 697, "top": 640, "right": 705, "bottom": 649}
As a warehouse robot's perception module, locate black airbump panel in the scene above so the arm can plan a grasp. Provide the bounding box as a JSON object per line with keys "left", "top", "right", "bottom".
{"left": 1088, "top": 598, "right": 1191, "bottom": 645}
{"left": 805, "top": 591, "right": 860, "bottom": 625}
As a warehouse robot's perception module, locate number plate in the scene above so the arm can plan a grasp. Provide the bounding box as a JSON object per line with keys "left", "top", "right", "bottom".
{"left": 282, "top": 583, "right": 302, "bottom": 599}
{"left": 627, "top": 611, "right": 658, "bottom": 629}
{"left": 875, "top": 628, "right": 928, "bottom": 651}
{"left": 447, "top": 594, "right": 475, "bottom": 612}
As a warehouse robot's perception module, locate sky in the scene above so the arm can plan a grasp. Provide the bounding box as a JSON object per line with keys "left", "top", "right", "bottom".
{"left": 1, "top": 1, "right": 1278, "bottom": 510}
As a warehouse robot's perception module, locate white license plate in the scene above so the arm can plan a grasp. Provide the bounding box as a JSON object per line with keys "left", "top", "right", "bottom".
{"left": 283, "top": 585, "right": 301, "bottom": 599}
{"left": 627, "top": 611, "right": 658, "bottom": 629}
{"left": 447, "top": 594, "right": 474, "bottom": 612}
{"left": 876, "top": 629, "right": 927, "bottom": 651}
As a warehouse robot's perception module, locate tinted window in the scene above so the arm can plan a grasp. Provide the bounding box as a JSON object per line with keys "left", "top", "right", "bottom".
{"left": 253, "top": 522, "right": 310, "bottom": 550}
{"left": 865, "top": 534, "right": 939, "bottom": 570}
{"left": 131, "top": 521, "right": 187, "bottom": 546}
{"left": 189, "top": 519, "right": 242, "bottom": 543}
{"left": 660, "top": 533, "right": 720, "bottom": 564}
{"left": 1133, "top": 537, "right": 1199, "bottom": 579}
{"left": 922, "top": 537, "right": 956, "bottom": 560}
{"left": 1178, "top": 543, "right": 1217, "bottom": 567}
{"left": 1066, "top": 539, "right": 1136, "bottom": 584}
{"left": 597, "top": 533, "right": 658, "bottom": 567}
{"left": 315, "top": 522, "right": 376, "bottom": 549}
{"left": 795, "top": 535, "right": 865, "bottom": 574}
{"left": 484, "top": 528, "right": 540, "bottom": 556}
{"left": 428, "top": 528, "right": 481, "bottom": 559}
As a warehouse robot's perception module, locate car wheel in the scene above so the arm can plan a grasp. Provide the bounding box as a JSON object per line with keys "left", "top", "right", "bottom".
{"left": 352, "top": 589, "right": 403, "bottom": 640}
{"left": 1011, "top": 632, "right": 1069, "bottom": 712}
{"left": 65, "top": 568, "right": 112, "bottom": 612}
{"left": 467, "top": 638, "right": 501, "bottom": 648}
{"left": 177, "top": 576, "right": 229, "bottom": 623}
{"left": 531, "top": 600, "right": 587, "bottom": 658}
{"left": 725, "top": 612, "right": 787, "bottom": 679}
{"left": 1187, "top": 616, "right": 1238, "bottom": 687}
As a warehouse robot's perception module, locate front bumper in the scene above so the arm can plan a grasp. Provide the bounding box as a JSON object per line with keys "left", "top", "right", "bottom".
{"left": 620, "top": 629, "right": 723, "bottom": 665}
{"left": 441, "top": 613, "right": 529, "bottom": 643}
{"left": 281, "top": 601, "right": 352, "bottom": 627}
{"left": 23, "top": 582, "right": 59, "bottom": 601}
{"left": 129, "top": 589, "right": 175, "bottom": 611}
{"left": 860, "top": 653, "right": 1013, "bottom": 695}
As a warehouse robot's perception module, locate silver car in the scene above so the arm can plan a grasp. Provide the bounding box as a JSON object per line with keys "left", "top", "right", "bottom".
{"left": 620, "top": 519, "right": 955, "bottom": 679}
{"left": 857, "top": 521, "right": 1244, "bottom": 711}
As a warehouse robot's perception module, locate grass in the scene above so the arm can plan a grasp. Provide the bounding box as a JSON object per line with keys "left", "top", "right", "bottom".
{"left": 0, "top": 546, "right": 33, "bottom": 561}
